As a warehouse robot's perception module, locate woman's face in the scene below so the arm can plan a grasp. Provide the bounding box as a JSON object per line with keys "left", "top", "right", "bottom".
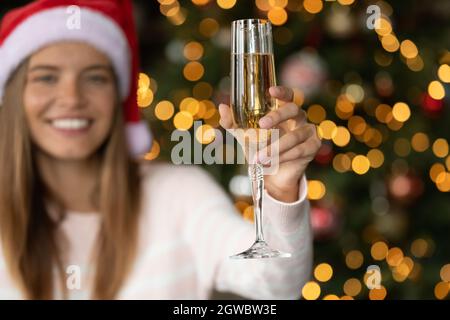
{"left": 23, "top": 42, "right": 117, "bottom": 160}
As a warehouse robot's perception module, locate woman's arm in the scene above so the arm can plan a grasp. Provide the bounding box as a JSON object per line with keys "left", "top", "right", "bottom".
{"left": 181, "top": 166, "right": 312, "bottom": 299}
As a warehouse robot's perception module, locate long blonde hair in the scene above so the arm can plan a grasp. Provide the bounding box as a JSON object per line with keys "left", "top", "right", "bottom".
{"left": 0, "top": 59, "right": 143, "bottom": 299}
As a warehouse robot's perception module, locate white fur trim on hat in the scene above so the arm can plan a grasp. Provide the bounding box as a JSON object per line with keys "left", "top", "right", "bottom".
{"left": 126, "top": 120, "right": 153, "bottom": 157}
{"left": 0, "top": 6, "right": 130, "bottom": 105}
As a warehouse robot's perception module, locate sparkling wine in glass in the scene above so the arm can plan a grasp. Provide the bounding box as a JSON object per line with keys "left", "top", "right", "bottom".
{"left": 229, "top": 19, "right": 291, "bottom": 259}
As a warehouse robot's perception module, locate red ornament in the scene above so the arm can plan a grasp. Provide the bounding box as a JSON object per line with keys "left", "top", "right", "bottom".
{"left": 314, "top": 143, "right": 334, "bottom": 165}
{"left": 311, "top": 205, "right": 340, "bottom": 241}
{"left": 422, "top": 93, "right": 444, "bottom": 116}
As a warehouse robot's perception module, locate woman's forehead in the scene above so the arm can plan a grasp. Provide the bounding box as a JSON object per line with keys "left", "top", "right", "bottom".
{"left": 28, "top": 41, "right": 112, "bottom": 68}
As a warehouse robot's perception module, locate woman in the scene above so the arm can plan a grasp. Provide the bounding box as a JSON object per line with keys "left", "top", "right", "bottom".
{"left": 0, "top": 0, "right": 321, "bottom": 299}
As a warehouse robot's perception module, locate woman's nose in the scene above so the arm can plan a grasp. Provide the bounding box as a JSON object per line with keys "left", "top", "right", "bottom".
{"left": 58, "top": 77, "right": 84, "bottom": 108}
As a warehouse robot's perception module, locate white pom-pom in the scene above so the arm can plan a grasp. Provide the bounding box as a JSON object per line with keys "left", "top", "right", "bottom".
{"left": 125, "top": 121, "right": 153, "bottom": 158}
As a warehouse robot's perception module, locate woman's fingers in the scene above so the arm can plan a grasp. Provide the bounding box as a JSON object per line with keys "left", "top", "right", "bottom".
{"left": 218, "top": 103, "right": 237, "bottom": 129}
{"left": 259, "top": 102, "right": 304, "bottom": 129}
{"left": 256, "top": 123, "right": 317, "bottom": 163}
{"left": 276, "top": 134, "right": 322, "bottom": 163}
{"left": 269, "top": 86, "right": 294, "bottom": 102}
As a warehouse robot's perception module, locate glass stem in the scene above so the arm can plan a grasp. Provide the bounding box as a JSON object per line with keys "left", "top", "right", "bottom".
{"left": 248, "top": 163, "right": 265, "bottom": 242}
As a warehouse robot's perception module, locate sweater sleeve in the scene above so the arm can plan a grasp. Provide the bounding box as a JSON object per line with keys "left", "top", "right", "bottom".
{"left": 180, "top": 165, "right": 313, "bottom": 300}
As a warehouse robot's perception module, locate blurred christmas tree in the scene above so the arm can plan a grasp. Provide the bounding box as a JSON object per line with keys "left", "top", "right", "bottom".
{"left": 2, "top": 0, "right": 449, "bottom": 300}
{"left": 131, "top": 0, "right": 450, "bottom": 300}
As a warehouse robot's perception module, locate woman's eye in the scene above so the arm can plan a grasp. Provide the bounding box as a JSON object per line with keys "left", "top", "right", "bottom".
{"left": 34, "top": 75, "right": 57, "bottom": 83}
{"left": 88, "top": 75, "right": 109, "bottom": 84}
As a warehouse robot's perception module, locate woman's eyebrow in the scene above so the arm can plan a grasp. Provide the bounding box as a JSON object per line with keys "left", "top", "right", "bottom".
{"left": 83, "top": 65, "right": 113, "bottom": 72}
{"left": 28, "top": 65, "right": 60, "bottom": 73}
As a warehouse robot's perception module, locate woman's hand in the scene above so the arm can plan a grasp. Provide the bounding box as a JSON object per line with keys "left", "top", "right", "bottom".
{"left": 218, "top": 86, "right": 322, "bottom": 203}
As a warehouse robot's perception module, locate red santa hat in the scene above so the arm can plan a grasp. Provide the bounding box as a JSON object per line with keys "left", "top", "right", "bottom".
{"left": 0, "top": 0, "right": 152, "bottom": 157}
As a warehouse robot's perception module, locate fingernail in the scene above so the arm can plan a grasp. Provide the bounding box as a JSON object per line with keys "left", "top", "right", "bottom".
{"left": 257, "top": 153, "right": 271, "bottom": 165}
{"left": 259, "top": 117, "right": 272, "bottom": 128}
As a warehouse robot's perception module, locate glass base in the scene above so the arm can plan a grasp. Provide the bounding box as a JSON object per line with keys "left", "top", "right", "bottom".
{"left": 229, "top": 240, "right": 291, "bottom": 259}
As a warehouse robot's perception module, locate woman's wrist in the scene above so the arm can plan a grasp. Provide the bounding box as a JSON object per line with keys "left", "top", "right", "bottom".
{"left": 264, "top": 177, "right": 301, "bottom": 203}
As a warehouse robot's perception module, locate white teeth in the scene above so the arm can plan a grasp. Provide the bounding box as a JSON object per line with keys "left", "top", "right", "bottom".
{"left": 51, "top": 119, "right": 90, "bottom": 130}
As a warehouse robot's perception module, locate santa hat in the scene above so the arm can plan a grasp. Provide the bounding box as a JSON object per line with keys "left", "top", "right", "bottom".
{"left": 0, "top": 0, "right": 152, "bottom": 157}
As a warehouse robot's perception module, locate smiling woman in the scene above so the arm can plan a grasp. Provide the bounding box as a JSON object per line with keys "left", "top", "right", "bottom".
{"left": 0, "top": 0, "right": 316, "bottom": 301}
{"left": 24, "top": 43, "right": 117, "bottom": 160}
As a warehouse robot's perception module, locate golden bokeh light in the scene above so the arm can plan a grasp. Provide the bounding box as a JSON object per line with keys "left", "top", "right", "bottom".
{"left": 302, "top": 281, "right": 321, "bottom": 300}
{"left": 333, "top": 153, "right": 352, "bottom": 173}
{"left": 199, "top": 18, "right": 219, "bottom": 38}
{"left": 411, "top": 132, "right": 429, "bottom": 152}
{"left": 183, "top": 61, "right": 205, "bottom": 81}
{"left": 437, "top": 64, "right": 450, "bottom": 83}
{"left": 352, "top": 155, "right": 370, "bottom": 175}
{"left": 371, "top": 241, "right": 388, "bottom": 260}
{"left": 139, "top": 72, "right": 150, "bottom": 88}
{"left": 318, "top": 120, "right": 338, "bottom": 140}
{"left": 343, "top": 278, "right": 362, "bottom": 297}
{"left": 268, "top": 7, "right": 288, "bottom": 26}
{"left": 155, "top": 100, "right": 175, "bottom": 121}
{"left": 392, "top": 102, "right": 411, "bottom": 122}
{"left": 332, "top": 126, "right": 351, "bottom": 147}
{"left": 167, "top": 7, "right": 187, "bottom": 25}
{"left": 184, "top": 41, "right": 204, "bottom": 61}
{"left": 269, "top": 0, "right": 288, "bottom": 8}
{"left": 406, "top": 55, "right": 424, "bottom": 72}
{"left": 255, "top": 0, "right": 271, "bottom": 11}
{"left": 195, "top": 124, "right": 216, "bottom": 144}
{"left": 307, "top": 104, "right": 326, "bottom": 124}
{"left": 216, "top": 0, "right": 236, "bottom": 9}
{"left": 314, "top": 263, "right": 333, "bottom": 282}
{"left": 374, "top": 17, "right": 392, "bottom": 36}
{"left": 192, "top": 0, "right": 210, "bottom": 5}
{"left": 440, "top": 264, "right": 450, "bottom": 282}
{"left": 436, "top": 171, "right": 450, "bottom": 192}
{"left": 338, "top": 0, "right": 355, "bottom": 5}
{"left": 345, "top": 250, "right": 364, "bottom": 269}
{"left": 386, "top": 247, "right": 404, "bottom": 267}
{"left": 434, "top": 282, "right": 449, "bottom": 300}
{"left": 375, "top": 104, "right": 392, "bottom": 123}
{"left": 411, "top": 238, "right": 429, "bottom": 258}
{"left": 428, "top": 80, "right": 445, "bottom": 100}
{"left": 137, "top": 87, "right": 154, "bottom": 108}
{"left": 173, "top": 111, "right": 194, "bottom": 130}
{"left": 429, "top": 163, "right": 445, "bottom": 183}
{"left": 323, "top": 294, "right": 340, "bottom": 300}
{"left": 180, "top": 97, "right": 200, "bottom": 116}
{"left": 432, "top": 138, "right": 449, "bottom": 158}
{"left": 303, "top": 0, "right": 323, "bottom": 14}
{"left": 307, "top": 180, "right": 326, "bottom": 200}
{"left": 369, "top": 286, "right": 387, "bottom": 300}
{"left": 381, "top": 34, "right": 400, "bottom": 52}
{"left": 367, "top": 149, "right": 384, "bottom": 169}
{"left": 144, "top": 140, "right": 160, "bottom": 161}
{"left": 400, "top": 40, "right": 418, "bottom": 59}
{"left": 348, "top": 116, "right": 367, "bottom": 135}
{"left": 345, "top": 84, "right": 365, "bottom": 104}
{"left": 193, "top": 82, "right": 213, "bottom": 100}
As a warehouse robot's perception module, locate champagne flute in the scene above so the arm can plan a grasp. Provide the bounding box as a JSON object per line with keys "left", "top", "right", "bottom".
{"left": 229, "top": 19, "right": 291, "bottom": 259}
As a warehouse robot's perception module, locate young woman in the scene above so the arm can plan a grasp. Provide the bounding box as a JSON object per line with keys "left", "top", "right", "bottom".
{"left": 0, "top": 0, "right": 321, "bottom": 299}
